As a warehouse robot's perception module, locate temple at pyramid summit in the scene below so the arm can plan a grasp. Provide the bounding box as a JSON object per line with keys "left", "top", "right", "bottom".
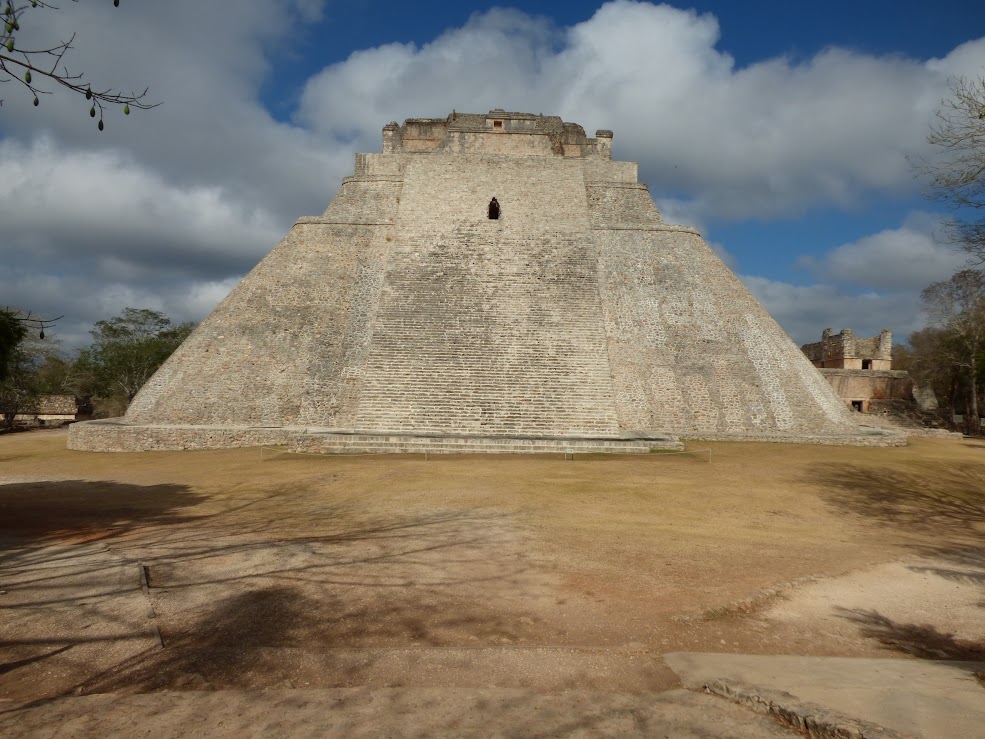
{"left": 70, "top": 110, "right": 903, "bottom": 453}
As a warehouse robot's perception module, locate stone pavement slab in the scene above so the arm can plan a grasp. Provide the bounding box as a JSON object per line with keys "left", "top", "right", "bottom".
{"left": 0, "top": 687, "right": 798, "bottom": 738}
{"left": 665, "top": 652, "right": 985, "bottom": 739}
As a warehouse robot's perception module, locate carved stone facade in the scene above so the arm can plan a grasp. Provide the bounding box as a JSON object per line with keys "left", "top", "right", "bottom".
{"left": 800, "top": 329, "right": 914, "bottom": 412}
{"left": 801, "top": 328, "right": 893, "bottom": 371}
{"left": 70, "top": 111, "right": 902, "bottom": 452}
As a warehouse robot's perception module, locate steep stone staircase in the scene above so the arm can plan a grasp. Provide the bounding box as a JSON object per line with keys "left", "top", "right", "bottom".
{"left": 352, "top": 156, "right": 624, "bottom": 439}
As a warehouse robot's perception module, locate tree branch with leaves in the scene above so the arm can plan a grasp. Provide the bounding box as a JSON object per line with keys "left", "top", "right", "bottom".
{"left": 0, "top": 309, "right": 28, "bottom": 383}
{"left": 0, "top": 0, "right": 159, "bottom": 129}
{"left": 78, "top": 308, "right": 194, "bottom": 404}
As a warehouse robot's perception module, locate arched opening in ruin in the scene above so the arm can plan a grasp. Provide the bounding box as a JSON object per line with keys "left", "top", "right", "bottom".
{"left": 488, "top": 198, "right": 500, "bottom": 220}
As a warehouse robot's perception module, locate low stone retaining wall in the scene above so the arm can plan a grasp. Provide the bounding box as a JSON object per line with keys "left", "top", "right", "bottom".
{"left": 69, "top": 421, "right": 684, "bottom": 454}
{"left": 681, "top": 427, "right": 907, "bottom": 447}
{"left": 902, "top": 427, "right": 964, "bottom": 439}
{"left": 68, "top": 420, "right": 904, "bottom": 452}
{"left": 68, "top": 420, "right": 297, "bottom": 452}
{"left": 291, "top": 431, "right": 683, "bottom": 454}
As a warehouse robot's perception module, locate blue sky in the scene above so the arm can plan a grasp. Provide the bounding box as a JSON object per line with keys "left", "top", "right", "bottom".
{"left": 289, "top": 0, "right": 981, "bottom": 72}
{"left": 1, "top": 0, "right": 984, "bottom": 348}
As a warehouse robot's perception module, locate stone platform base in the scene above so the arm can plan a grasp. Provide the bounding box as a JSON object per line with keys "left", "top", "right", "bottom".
{"left": 680, "top": 425, "right": 907, "bottom": 447}
{"left": 290, "top": 431, "right": 682, "bottom": 455}
{"left": 67, "top": 420, "right": 296, "bottom": 452}
{"left": 67, "top": 420, "right": 904, "bottom": 453}
{"left": 67, "top": 420, "right": 683, "bottom": 454}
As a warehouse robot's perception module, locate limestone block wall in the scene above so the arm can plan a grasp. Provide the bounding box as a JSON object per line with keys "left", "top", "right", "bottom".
{"left": 593, "top": 192, "right": 856, "bottom": 435}
{"left": 389, "top": 112, "right": 608, "bottom": 160}
{"left": 356, "top": 153, "right": 406, "bottom": 177}
{"left": 444, "top": 131, "right": 557, "bottom": 157}
{"left": 351, "top": 154, "right": 622, "bottom": 437}
{"left": 69, "top": 421, "right": 296, "bottom": 452}
{"left": 116, "top": 111, "right": 868, "bottom": 447}
{"left": 319, "top": 177, "right": 402, "bottom": 223}
{"left": 802, "top": 328, "right": 893, "bottom": 369}
{"left": 583, "top": 159, "right": 637, "bottom": 184}
{"left": 126, "top": 191, "right": 398, "bottom": 427}
{"left": 588, "top": 183, "right": 664, "bottom": 228}
{"left": 819, "top": 369, "right": 913, "bottom": 402}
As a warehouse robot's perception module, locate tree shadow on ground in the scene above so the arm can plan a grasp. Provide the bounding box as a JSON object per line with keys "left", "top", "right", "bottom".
{"left": 810, "top": 462, "right": 985, "bottom": 660}
{"left": 2, "top": 502, "right": 539, "bottom": 698}
{"left": 807, "top": 461, "right": 985, "bottom": 547}
{"left": 0, "top": 480, "right": 204, "bottom": 547}
{"left": 80, "top": 584, "right": 321, "bottom": 693}
{"left": 0, "top": 481, "right": 204, "bottom": 699}
{"left": 906, "top": 540, "right": 985, "bottom": 570}
{"left": 0, "top": 646, "right": 72, "bottom": 677}
{"left": 834, "top": 607, "right": 985, "bottom": 661}
{"left": 907, "top": 562, "right": 985, "bottom": 586}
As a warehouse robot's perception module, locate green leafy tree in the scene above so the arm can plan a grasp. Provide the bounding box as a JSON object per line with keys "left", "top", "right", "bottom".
{"left": 79, "top": 307, "right": 193, "bottom": 405}
{"left": 0, "top": 309, "right": 75, "bottom": 427}
{"left": 31, "top": 350, "right": 71, "bottom": 394}
{"left": 0, "top": 326, "right": 45, "bottom": 429}
{"left": 0, "top": 0, "right": 158, "bottom": 129}
{"left": 0, "top": 355, "right": 39, "bottom": 428}
{"left": 0, "top": 308, "right": 28, "bottom": 382}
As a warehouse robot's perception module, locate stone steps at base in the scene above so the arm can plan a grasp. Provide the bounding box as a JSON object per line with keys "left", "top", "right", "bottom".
{"left": 290, "top": 432, "right": 682, "bottom": 455}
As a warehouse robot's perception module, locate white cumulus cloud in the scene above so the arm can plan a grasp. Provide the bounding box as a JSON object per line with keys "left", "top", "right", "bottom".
{"left": 797, "top": 212, "right": 967, "bottom": 291}
{"left": 2, "top": 0, "right": 983, "bottom": 351}
{"left": 742, "top": 276, "right": 923, "bottom": 347}
{"left": 299, "top": 1, "right": 985, "bottom": 221}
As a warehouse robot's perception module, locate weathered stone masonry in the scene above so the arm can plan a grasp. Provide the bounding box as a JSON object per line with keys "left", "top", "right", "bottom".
{"left": 801, "top": 328, "right": 920, "bottom": 413}
{"left": 801, "top": 328, "right": 893, "bottom": 371}
{"left": 70, "top": 110, "right": 902, "bottom": 451}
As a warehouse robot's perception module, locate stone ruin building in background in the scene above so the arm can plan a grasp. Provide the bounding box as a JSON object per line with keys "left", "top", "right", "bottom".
{"left": 801, "top": 328, "right": 937, "bottom": 413}
{"left": 69, "top": 110, "right": 904, "bottom": 453}
{"left": 14, "top": 394, "right": 78, "bottom": 428}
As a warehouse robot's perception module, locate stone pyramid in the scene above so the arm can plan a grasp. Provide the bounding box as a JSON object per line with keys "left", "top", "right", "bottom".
{"left": 71, "top": 111, "right": 900, "bottom": 452}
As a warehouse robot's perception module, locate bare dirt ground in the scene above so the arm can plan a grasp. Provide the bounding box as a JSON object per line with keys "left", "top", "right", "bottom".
{"left": 1, "top": 429, "right": 984, "bottom": 729}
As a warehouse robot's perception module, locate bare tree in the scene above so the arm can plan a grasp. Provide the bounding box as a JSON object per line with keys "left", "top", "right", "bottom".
{"left": 920, "top": 269, "right": 985, "bottom": 433}
{"left": 907, "top": 326, "right": 966, "bottom": 420}
{"left": 919, "top": 75, "right": 985, "bottom": 263}
{"left": 0, "top": 0, "right": 158, "bottom": 129}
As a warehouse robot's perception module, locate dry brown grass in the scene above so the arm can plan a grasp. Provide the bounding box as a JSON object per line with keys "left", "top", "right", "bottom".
{"left": 3, "top": 431, "right": 983, "bottom": 593}
{"left": 1, "top": 430, "right": 984, "bottom": 697}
